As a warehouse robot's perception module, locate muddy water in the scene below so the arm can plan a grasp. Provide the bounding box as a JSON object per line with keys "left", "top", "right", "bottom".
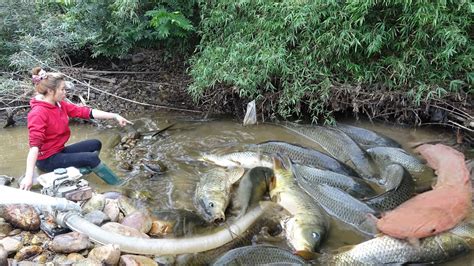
{"left": 0, "top": 112, "right": 471, "bottom": 265}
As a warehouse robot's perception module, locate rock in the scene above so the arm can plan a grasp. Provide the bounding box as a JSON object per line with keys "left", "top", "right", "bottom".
{"left": 73, "top": 258, "right": 102, "bottom": 266}
{"left": 120, "top": 255, "right": 157, "bottom": 266}
{"left": 0, "top": 204, "right": 40, "bottom": 231}
{"left": 32, "top": 253, "right": 49, "bottom": 264}
{"left": 82, "top": 194, "right": 106, "bottom": 213}
{"left": 0, "top": 244, "right": 7, "bottom": 266}
{"left": 30, "top": 232, "right": 49, "bottom": 246}
{"left": 0, "top": 237, "right": 23, "bottom": 254}
{"left": 103, "top": 199, "right": 121, "bottom": 222}
{"left": 149, "top": 220, "right": 173, "bottom": 237}
{"left": 117, "top": 196, "right": 138, "bottom": 216}
{"left": 131, "top": 53, "right": 146, "bottom": 64}
{"left": 66, "top": 253, "right": 85, "bottom": 262}
{"left": 121, "top": 211, "right": 152, "bottom": 234}
{"left": 14, "top": 245, "right": 43, "bottom": 261}
{"left": 52, "top": 254, "right": 69, "bottom": 265}
{"left": 8, "top": 229, "right": 21, "bottom": 236}
{"left": 101, "top": 222, "right": 149, "bottom": 239}
{"left": 84, "top": 210, "right": 110, "bottom": 226}
{"left": 0, "top": 220, "right": 12, "bottom": 236}
{"left": 88, "top": 244, "right": 121, "bottom": 265}
{"left": 50, "top": 232, "right": 92, "bottom": 253}
{"left": 16, "top": 261, "right": 37, "bottom": 266}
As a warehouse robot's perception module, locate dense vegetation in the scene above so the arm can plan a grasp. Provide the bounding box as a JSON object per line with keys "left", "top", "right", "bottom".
{"left": 0, "top": 1, "right": 472, "bottom": 127}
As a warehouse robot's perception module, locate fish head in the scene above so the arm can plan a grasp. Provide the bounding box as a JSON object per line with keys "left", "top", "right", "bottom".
{"left": 285, "top": 216, "right": 323, "bottom": 253}
{"left": 197, "top": 192, "right": 227, "bottom": 224}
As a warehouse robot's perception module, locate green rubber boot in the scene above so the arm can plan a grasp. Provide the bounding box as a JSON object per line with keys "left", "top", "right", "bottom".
{"left": 91, "top": 162, "right": 122, "bottom": 185}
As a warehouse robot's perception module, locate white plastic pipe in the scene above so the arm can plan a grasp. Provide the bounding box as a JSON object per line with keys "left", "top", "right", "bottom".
{"left": 58, "top": 201, "right": 272, "bottom": 255}
{"left": 0, "top": 185, "right": 80, "bottom": 212}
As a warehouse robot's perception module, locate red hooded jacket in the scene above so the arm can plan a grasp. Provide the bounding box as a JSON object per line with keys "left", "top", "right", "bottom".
{"left": 27, "top": 98, "right": 91, "bottom": 160}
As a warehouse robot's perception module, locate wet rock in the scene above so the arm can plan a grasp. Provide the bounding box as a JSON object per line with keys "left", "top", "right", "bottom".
{"left": 0, "top": 244, "right": 7, "bottom": 266}
{"left": 14, "top": 245, "right": 43, "bottom": 261}
{"left": 8, "top": 229, "right": 21, "bottom": 236}
{"left": 74, "top": 258, "right": 102, "bottom": 266}
{"left": 103, "top": 199, "right": 121, "bottom": 222}
{"left": 154, "top": 255, "right": 175, "bottom": 265}
{"left": 32, "top": 252, "right": 49, "bottom": 264}
{"left": 30, "top": 232, "right": 49, "bottom": 246}
{"left": 103, "top": 191, "right": 123, "bottom": 200}
{"left": 82, "top": 194, "right": 106, "bottom": 213}
{"left": 50, "top": 232, "right": 92, "bottom": 253}
{"left": 0, "top": 219, "right": 12, "bottom": 236}
{"left": 67, "top": 252, "right": 85, "bottom": 262}
{"left": 120, "top": 254, "right": 157, "bottom": 266}
{"left": 52, "top": 254, "right": 69, "bottom": 265}
{"left": 121, "top": 211, "right": 152, "bottom": 234}
{"left": 84, "top": 210, "right": 110, "bottom": 226}
{"left": 0, "top": 237, "right": 23, "bottom": 254}
{"left": 88, "top": 244, "right": 121, "bottom": 265}
{"left": 101, "top": 222, "right": 150, "bottom": 239}
{"left": 0, "top": 204, "right": 40, "bottom": 231}
{"left": 16, "top": 261, "right": 37, "bottom": 266}
{"left": 117, "top": 196, "right": 138, "bottom": 216}
{"left": 149, "top": 220, "right": 173, "bottom": 237}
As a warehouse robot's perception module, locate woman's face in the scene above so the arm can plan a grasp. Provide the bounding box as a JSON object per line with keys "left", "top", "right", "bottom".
{"left": 52, "top": 81, "right": 66, "bottom": 102}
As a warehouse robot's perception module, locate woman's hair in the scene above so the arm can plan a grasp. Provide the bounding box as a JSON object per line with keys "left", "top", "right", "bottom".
{"left": 31, "top": 67, "right": 65, "bottom": 95}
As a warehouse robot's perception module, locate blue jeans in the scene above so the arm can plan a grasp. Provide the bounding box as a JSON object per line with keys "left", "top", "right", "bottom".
{"left": 36, "top": 139, "right": 102, "bottom": 172}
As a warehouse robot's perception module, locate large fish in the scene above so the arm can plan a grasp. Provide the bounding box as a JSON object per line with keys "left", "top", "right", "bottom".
{"left": 335, "top": 124, "right": 401, "bottom": 149}
{"left": 246, "top": 141, "right": 359, "bottom": 176}
{"left": 322, "top": 220, "right": 474, "bottom": 265}
{"left": 366, "top": 146, "right": 427, "bottom": 174}
{"left": 281, "top": 123, "right": 377, "bottom": 178}
{"left": 296, "top": 176, "right": 378, "bottom": 236}
{"left": 212, "top": 245, "right": 306, "bottom": 265}
{"left": 232, "top": 167, "right": 272, "bottom": 218}
{"left": 194, "top": 167, "right": 245, "bottom": 223}
{"left": 293, "top": 164, "right": 376, "bottom": 199}
{"left": 269, "top": 156, "right": 329, "bottom": 256}
{"left": 364, "top": 164, "right": 415, "bottom": 211}
{"left": 201, "top": 151, "right": 273, "bottom": 169}
{"left": 376, "top": 145, "right": 472, "bottom": 241}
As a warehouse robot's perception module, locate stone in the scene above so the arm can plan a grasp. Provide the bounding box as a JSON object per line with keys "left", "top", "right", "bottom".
{"left": 103, "top": 199, "right": 120, "bottom": 222}
{"left": 66, "top": 253, "right": 85, "bottom": 262}
{"left": 0, "top": 236, "right": 23, "bottom": 254}
{"left": 0, "top": 244, "right": 7, "bottom": 266}
{"left": 73, "top": 258, "right": 102, "bottom": 266}
{"left": 88, "top": 244, "right": 121, "bottom": 265}
{"left": 82, "top": 194, "right": 106, "bottom": 213}
{"left": 121, "top": 211, "right": 152, "bottom": 234}
{"left": 0, "top": 205, "right": 40, "bottom": 231}
{"left": 0, "top": 220, "right": 12, "bottom": 236}
{"left": 120, "top": 255, "right": 158, "bottom": 266}
{"left": 101, "top": 222, "right": 149, "bottom": 239}
{"left": 49, "top": 232, "right": 92, "bottom": 253}
{"left": 84, "top": 210, "right": 110, "bottom": 226}
{"left": 14, "top": 245, "right": 43, "bottom": 261}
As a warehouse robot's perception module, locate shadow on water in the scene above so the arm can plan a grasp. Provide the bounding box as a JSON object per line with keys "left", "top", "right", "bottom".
{"left": 0, "top": 111, "right": 471, "bottom": 265}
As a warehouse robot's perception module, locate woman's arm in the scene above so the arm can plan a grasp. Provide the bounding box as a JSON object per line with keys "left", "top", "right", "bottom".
{"left": 91, "top": 109, "right": 133, "bottom": 127}
{"left": 20, "top": 146, "right": 39, "bottom": 190}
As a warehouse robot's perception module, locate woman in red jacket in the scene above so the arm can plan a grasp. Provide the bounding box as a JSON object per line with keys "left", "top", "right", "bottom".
{"left": 20, "top": 67, "right": 132, "bottom": 190}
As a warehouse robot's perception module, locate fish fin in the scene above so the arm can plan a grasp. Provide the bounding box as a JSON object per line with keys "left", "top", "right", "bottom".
{"left": 268, "top": 174, "right": 277, "bottom": 190}
{"left": 227, "top": 167, "right": 246, "bottom": 184}
{"left": 374, "top": 233, "right": 385, "bottom": 237}
{"left": 294, "top": 250, "right": 320, "bottom": 260}
{"left": 407, "top": 237, "right": 421, "bottom": 248}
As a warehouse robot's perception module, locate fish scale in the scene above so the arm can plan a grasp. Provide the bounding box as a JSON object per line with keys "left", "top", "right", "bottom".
{"left": 324, "top": 221, "right": 474, "bottom": 265}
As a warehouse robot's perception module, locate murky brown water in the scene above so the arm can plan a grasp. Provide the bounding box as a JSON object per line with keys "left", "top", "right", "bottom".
{"left": 0, "top": 111, "right": 472, "bottom": 265}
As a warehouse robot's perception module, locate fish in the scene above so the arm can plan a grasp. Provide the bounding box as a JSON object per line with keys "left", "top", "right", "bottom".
{"left": 212, "top": 245, "right": 306, "bottom": 265}
{"left": 281, "top": 123, "right": 377, "bottom": 179}
{"left": 296, "top": 176, "right": 378, "bottom": 236}
{"left": 269, "top": 156, "right": 329, "bottom": 254}
{"left": 201, "top": 151, "right": 273, "bottom": 169}
{"left": 194, "top": 167, "right": 245, "bottom": 223}
{"left": 335, "top": 124, "right": 401, "bottom": 149}
{"left": 293, "top": 164, "right": 376, "bottom": 199}
{"left": 376, "top": 144, "right": 472, "bottom": 241}
{"left": 246, "top": 141, "right": 359, "bottom": 176}
{"left": 366, "top": 146, "right": 427, "bottom": 174}
{"left": 363, "top": 164, "right": 415, "bottom": 211}
{"left": 322, "top": 220, "right": 474, "bottom": 265}
{"left": 232, "top": 167, "right": 272, "bottom": 218}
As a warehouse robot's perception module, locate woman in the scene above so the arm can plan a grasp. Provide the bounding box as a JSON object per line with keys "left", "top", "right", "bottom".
{"left": 20, "top": 67, "right": 132, "bottom": 190}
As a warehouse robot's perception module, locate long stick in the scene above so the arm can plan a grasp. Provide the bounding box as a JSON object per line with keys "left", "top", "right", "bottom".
{"left": 22, "top": 51, "right": 202, "bottom": 114}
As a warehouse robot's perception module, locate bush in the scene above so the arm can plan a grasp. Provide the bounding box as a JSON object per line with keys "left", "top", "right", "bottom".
{"left": 189, "top": 0, "right": 472, "bottom": 123}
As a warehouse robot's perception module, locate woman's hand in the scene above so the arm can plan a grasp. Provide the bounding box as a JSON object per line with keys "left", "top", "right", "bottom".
{"left": 115, "top": 114, "right": 133, "bottom": 127}
{"left": 19, "top": 176, "right": 33, "bottom": 190}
